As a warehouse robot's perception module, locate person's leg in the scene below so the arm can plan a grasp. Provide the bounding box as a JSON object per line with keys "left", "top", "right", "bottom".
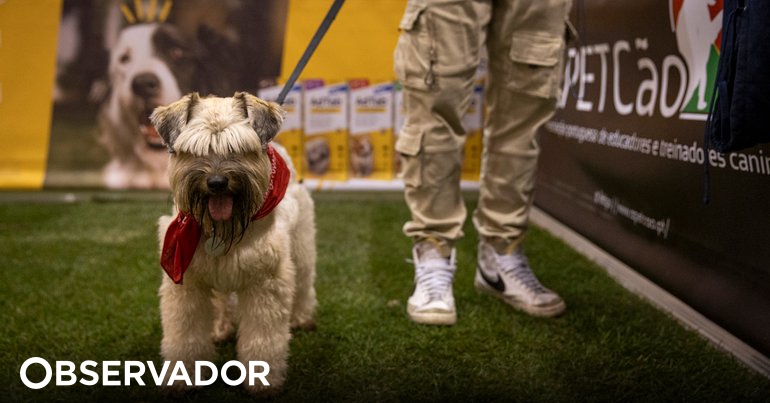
{"left": 394, "top": 0, "right": 490, "bottom": 324}
{"left": 473, "top": 0, "right": 571, "bottom": 317}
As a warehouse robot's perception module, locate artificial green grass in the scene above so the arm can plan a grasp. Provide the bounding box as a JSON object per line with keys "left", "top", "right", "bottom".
{"left": 1, "top": 191, "right": 768, "bottom": 402}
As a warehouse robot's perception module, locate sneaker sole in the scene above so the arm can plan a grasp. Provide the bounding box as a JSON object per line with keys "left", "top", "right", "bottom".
{"left": 474, "top": 273, "right": 566, "bottom": 318}
{"left": 407, "top": 305, "right": 457, "bottom": 325}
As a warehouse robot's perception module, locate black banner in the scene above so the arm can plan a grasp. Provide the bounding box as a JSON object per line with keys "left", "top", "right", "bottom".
{"left": 536, "top": 0, "right": 770, "bottom": 355}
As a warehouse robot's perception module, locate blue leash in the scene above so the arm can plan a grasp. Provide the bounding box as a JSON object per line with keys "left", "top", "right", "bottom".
{"left": 276, "top": 0, "right": 346, "bottom": 105}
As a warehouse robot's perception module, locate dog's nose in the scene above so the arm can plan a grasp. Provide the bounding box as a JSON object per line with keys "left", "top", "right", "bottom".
{"left": 207, "top": 175, "right": 229, "bottom": 193}
{"left": 131, "top": 73, "right": 161, "bottom": 98}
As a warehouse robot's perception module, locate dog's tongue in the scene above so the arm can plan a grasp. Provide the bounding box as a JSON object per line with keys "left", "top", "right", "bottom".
{"left": 140, "top": 108, "right": 163, "bottom": 147}
{"left": 208, "top": 195, "right": 233, "bottom": 221}
{"left": 141, "top": 123, "right": 164, "bottom": 147}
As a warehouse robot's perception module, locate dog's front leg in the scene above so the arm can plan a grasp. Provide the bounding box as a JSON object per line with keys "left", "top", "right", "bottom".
{"left": 236, "top": 275, "right": 294, "bottom": 397}
{"left": 158, "top": 277, "right": 216, "bottom": 394}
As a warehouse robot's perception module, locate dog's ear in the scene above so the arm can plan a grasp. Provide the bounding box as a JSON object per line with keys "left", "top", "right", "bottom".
{"left": 234, "top": 92, "right": 284, "bottom": 147}
{"left": 150, "top": 92, "right": 200, "bottom": 152}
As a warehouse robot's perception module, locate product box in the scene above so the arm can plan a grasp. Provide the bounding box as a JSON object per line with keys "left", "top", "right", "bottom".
{"left": 302, "top": 81, "right": 349, "bottom": 181}
{"left": 258, "top": 84, "right": 304, "bottom": 179}
{"left": 462, "top": 84, "right": 484, "bottom": 181}
{"left": 349, "top": 80, "right": 395, "bottom": 180}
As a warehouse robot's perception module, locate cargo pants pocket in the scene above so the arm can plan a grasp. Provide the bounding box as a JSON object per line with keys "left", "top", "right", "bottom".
{"left": 395, "top": 124, "right": 424, "bottom": 186}
{"left": 394, "top": 0, "right": 430, "bottom": 90}
{"left": 506, "top": 32, "right": 565, "bottom": 99}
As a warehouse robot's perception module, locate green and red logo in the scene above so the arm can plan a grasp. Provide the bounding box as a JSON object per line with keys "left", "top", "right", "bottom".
{"left": 670, "top": 0, "right": 723, "bottom": 118}
{"left": 558, "top": 0, "right": 725, "bottom": 120}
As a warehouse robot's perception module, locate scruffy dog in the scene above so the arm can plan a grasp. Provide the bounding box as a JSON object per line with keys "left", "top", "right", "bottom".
{"left": 150, "top": 92, "right": 316, "bottom": 395}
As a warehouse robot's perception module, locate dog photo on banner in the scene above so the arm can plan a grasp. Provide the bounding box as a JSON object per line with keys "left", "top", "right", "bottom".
{"left": 48, "top": 0, "right": 287, "bottom": 189}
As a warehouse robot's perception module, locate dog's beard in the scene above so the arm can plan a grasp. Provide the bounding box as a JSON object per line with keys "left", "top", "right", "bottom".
{"left": 172, "top": 155, "right": 269, "bottom": 252}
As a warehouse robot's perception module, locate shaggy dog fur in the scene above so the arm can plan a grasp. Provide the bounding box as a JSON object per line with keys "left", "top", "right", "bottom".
{"left": 151, "top": 92, "right": 316, "bottom": 396}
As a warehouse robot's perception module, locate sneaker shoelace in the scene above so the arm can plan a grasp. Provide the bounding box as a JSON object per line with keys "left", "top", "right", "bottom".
{"left": 496, "top": 252, "right": 547, "bottom": 294}
{"left": 412, "top": 249, "right": 456, "bottom": 300}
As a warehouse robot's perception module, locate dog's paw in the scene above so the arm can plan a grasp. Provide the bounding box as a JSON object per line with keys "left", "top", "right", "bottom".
{"left": 291, "top": 320, "right": 317, "bottom": 332}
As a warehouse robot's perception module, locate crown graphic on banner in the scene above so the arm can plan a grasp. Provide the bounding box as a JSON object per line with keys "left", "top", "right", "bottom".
{"left": 120, "top": 0, "right": 174, "bottom": 24}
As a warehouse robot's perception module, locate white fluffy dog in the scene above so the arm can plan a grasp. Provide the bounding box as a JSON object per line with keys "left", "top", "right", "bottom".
{"left": 150, "top": 92, "right": 316, "bottom": 395}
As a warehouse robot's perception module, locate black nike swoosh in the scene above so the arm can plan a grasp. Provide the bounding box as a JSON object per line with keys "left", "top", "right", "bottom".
{"left": 479, "top": 266, "right": 506, "bottom": 292}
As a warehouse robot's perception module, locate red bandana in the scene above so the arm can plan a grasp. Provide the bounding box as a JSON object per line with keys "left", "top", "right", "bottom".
{"left": 160, "top": 145, "right": 291, "bottom": 284}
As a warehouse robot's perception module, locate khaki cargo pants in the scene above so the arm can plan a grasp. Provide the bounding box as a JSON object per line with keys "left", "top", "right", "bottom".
{"left": 394, "top": 0, "right": 571, "bottom": 250}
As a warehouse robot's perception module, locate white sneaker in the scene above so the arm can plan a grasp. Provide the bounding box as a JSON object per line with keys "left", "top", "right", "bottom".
{"left": 475, "top": 241, "right": 565, "bottom": 317}
{"left": 407, "top": 242, "right": 457, "bottom": 325}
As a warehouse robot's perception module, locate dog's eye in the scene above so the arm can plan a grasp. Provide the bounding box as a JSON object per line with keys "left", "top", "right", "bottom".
{"left": 170, "top": 47, "right": 185, "bottom": 61}
{"left": 119, "top": 52, "right": 131, "bottom": 64}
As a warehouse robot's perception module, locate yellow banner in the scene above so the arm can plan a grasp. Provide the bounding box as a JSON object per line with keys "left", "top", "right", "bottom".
{"left": 0, "top": 0, "right": 62, "bottom": 189}
{"left": 281, "top": 0, "right": 405, "bottom": 84}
